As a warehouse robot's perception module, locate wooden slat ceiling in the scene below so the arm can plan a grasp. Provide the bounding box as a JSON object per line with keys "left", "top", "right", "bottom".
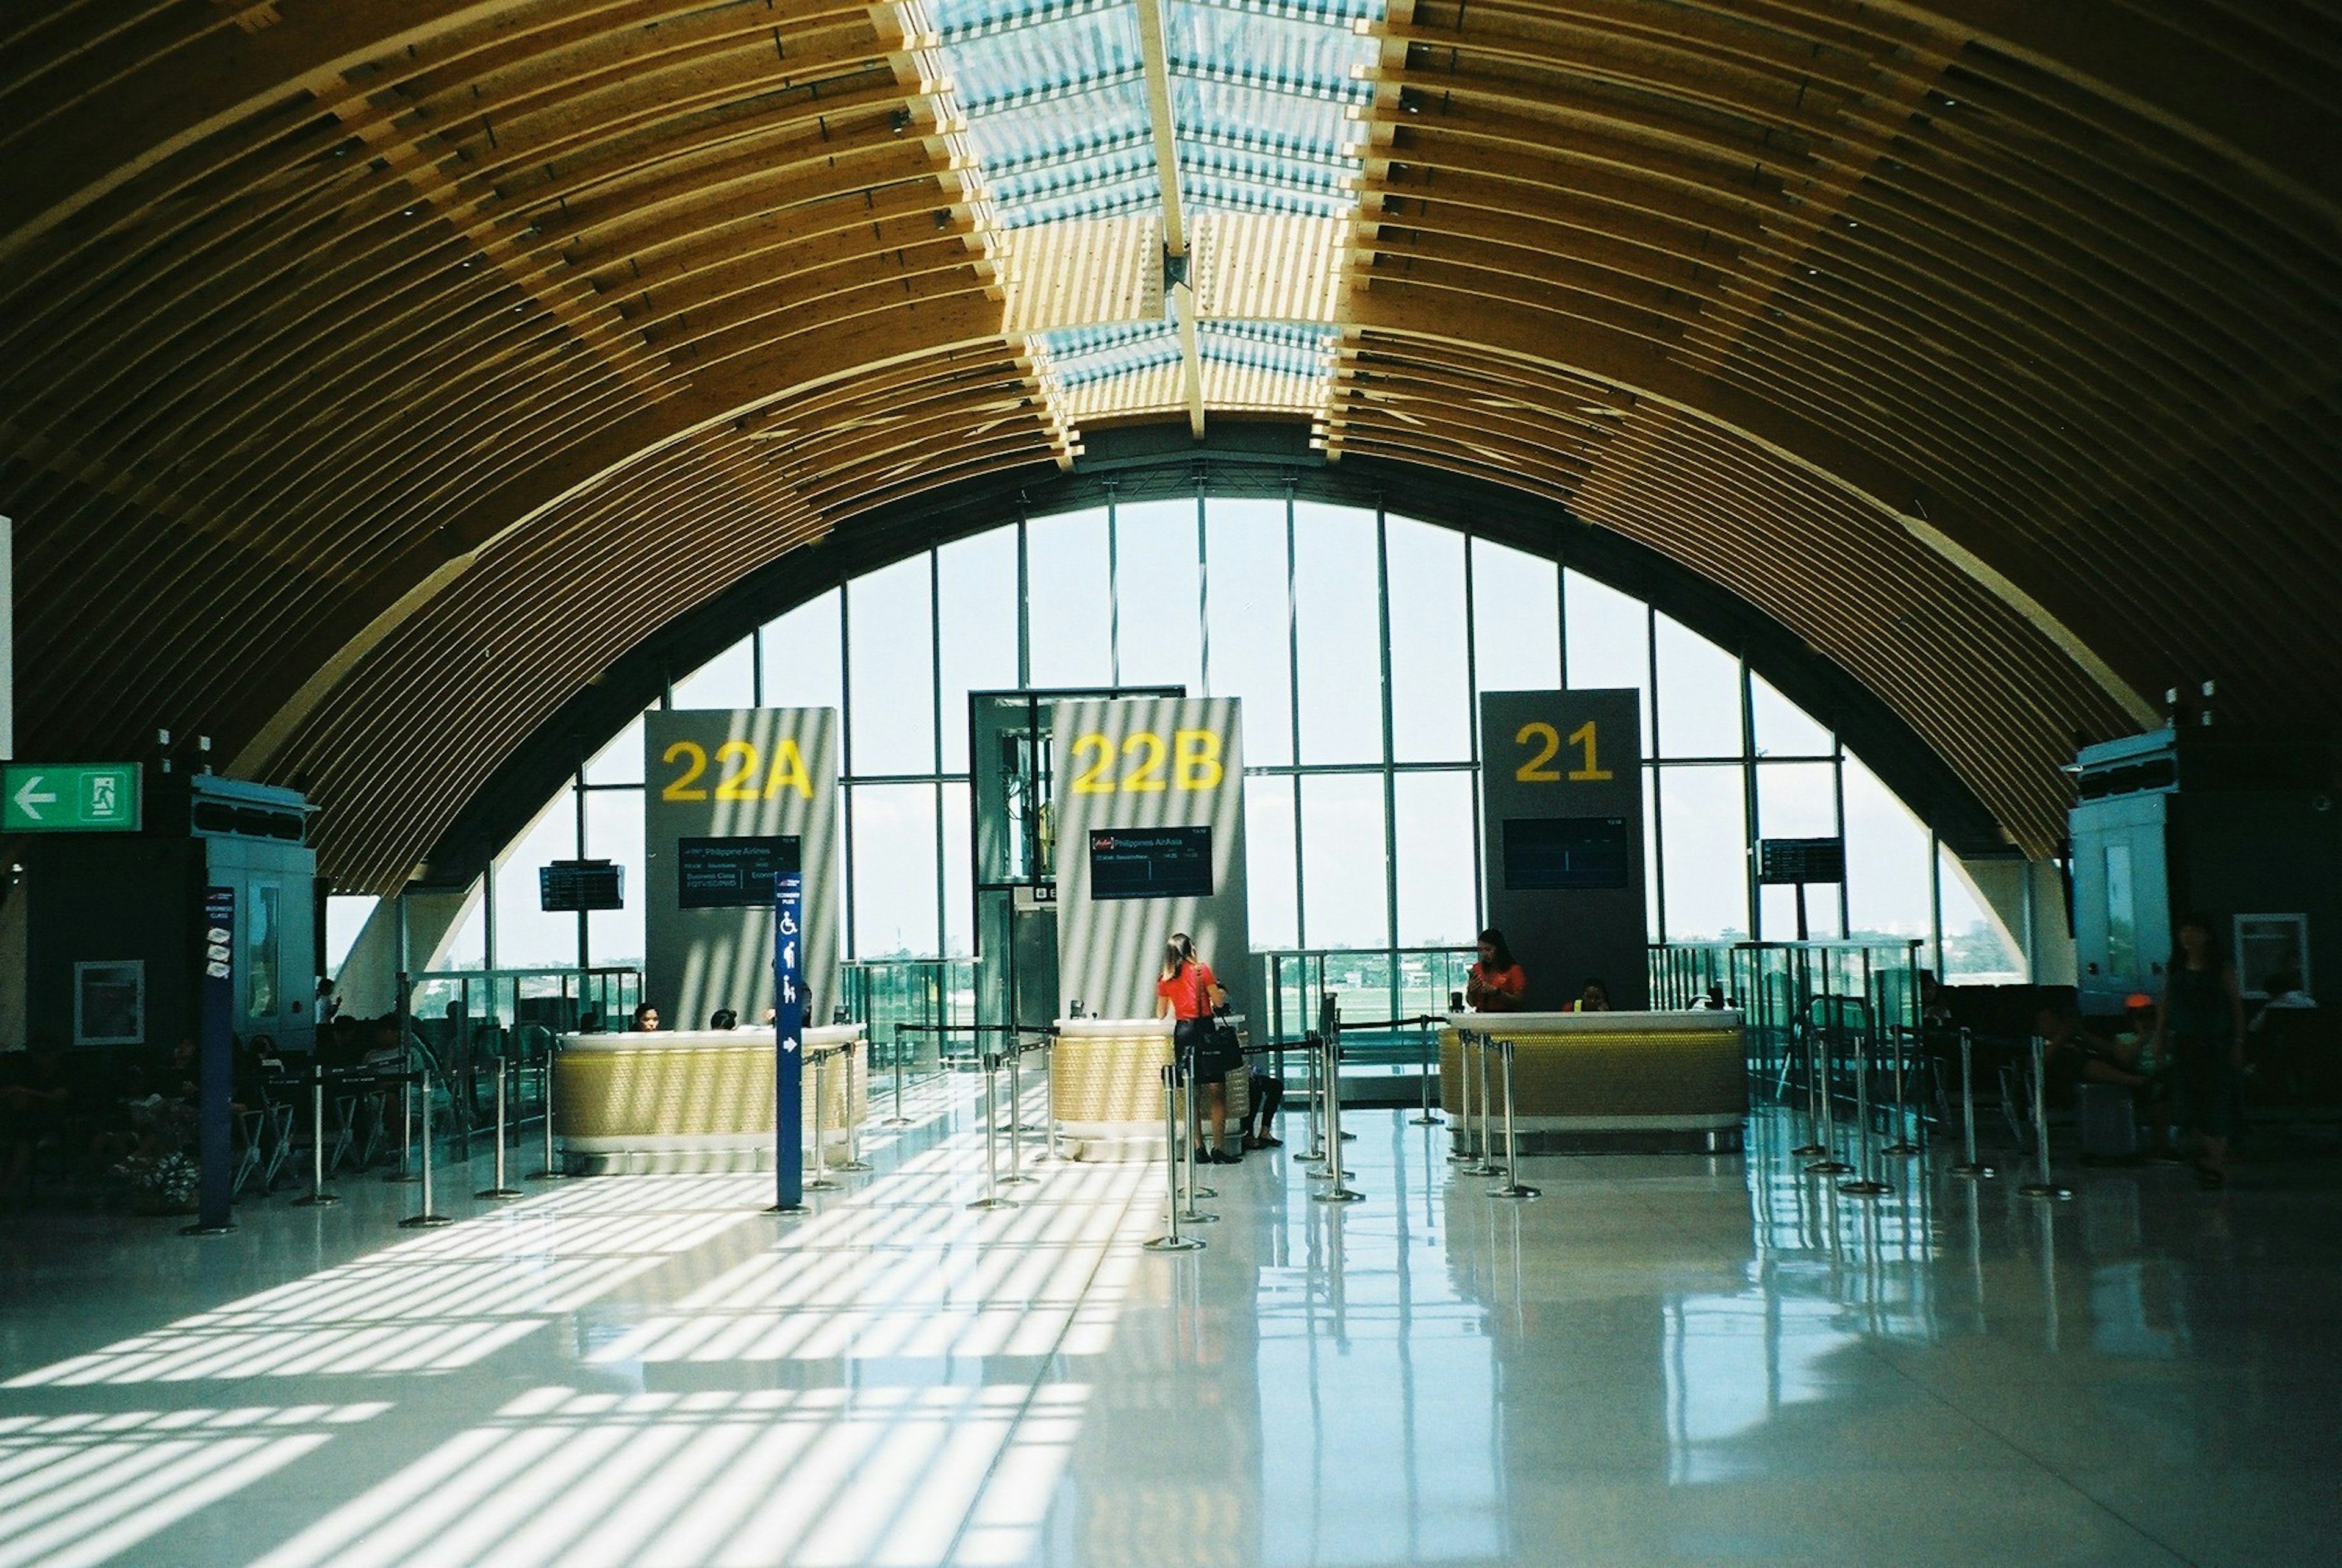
{"left": 3, "top": 0, "right": 2337, "bottom": 888}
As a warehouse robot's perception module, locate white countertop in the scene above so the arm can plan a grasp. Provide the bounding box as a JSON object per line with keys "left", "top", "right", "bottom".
{"left": 1053, "top": 1016, "right": 1176, "bottom": 1040}
{"left": 558, "top": 1023, "right": 866, "bottom": 1054}
{"left": 1445, "top": 1009, "right": 1743, "bottom": 1034}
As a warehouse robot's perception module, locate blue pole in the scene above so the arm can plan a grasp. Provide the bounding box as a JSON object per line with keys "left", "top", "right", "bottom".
{"left": 185, "top": 884, "right": 237, "bottom": 1236}
{"left": 771, "top": 870, "right": 807, "bottom": 1214}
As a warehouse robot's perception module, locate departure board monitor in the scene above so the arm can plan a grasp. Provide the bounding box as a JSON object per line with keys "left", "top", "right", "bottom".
{"left": 1089, "top": 826, "right": 1214, "bottom": 901}
{"left": 1503, "top": 816, "right": 1633, "bottom": 891}
{"left": 677, "top": 836, "right": 801, "bottom": 909}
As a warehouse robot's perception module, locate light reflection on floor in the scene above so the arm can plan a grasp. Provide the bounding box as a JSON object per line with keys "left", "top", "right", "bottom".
{"left": 1, "top": 1084, "right": 2338, "bottom": 1564}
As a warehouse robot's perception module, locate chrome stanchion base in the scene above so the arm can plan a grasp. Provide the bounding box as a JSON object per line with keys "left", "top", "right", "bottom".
{"left": 179, "top": 1223, "right": 237, "bottom": 1237}
{"left": 879, "top": 1115, "right": 914, "bottom": 1128}
{"left": 1144, "top": 1232, "right": 1206, "bottom": 1253}
{"left": 837, "top": 1159, "right": 875, "bottom": 1173}
{"left": 966, "top": 1195, "right": 1017, "bottom": 1211}
{"left": 1803, "top": 1158, "right": 1855, "bottom": 1176}
{"left": 1179, "top": 1204, "right": 1221, "bottom": 1223}
{"left": 476, "top": 1185, "right": 525, "bottom": 1200}
{"left": 1409, "top": 1112, "right": 1442, "bottom": 1126}
{"left": 526, "top": 1169, "right": 572, "bottom": 1181}
{"left": 1489, "top": 1181, "right": 1541, "bottom": 1200}
{"left": 1882, "top": 1140, "right": 1922, "bottom": 1158}
{"left": 1000, "top": 1172, "right": 1038, "bottom": 1186}
{"left": 766, "top": 1201, "right": 811, "bottom": 1215}
{"left": 1789, "top": 1141, "right": 1827, "bottom": 1158}
{"left": 1312, "top": 1183, "right": 1364, "bottom": 1203}
{"left": 292, "top": 1192, "right": 342, "bottom": 1208}
{"left": 1836, "top": 1178, "right": 1891, "bottom": 1197}
{"left": 398, "top": 1212, "right": 453, "bottom": 1229}
{"left": 805, "top": 1174, "right": 843, "bottom": 1193}
{"left": 2018, "top": 1180, "right": 2072, "bottom": 1199}
{"left": 384, "top": 1171, "right": 421, "bottom": 1185}
{"left": 1949, "top": 1161, "right": 1995, "bottom": 1178}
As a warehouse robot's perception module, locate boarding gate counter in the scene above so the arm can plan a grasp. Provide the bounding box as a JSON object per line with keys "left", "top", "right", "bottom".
{"left": 1441, "top": 1009, "right": 1748, "bottom": 1152}
{"left": 549, "top": 1025, "right": 867, "bottom": 1174}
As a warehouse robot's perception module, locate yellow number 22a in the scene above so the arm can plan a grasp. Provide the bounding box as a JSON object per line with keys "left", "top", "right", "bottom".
{"left": 661, "top": 737, "right": 814, "bottom": 801}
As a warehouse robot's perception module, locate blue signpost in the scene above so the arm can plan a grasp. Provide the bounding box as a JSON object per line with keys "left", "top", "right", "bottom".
{"left": 770, "top": 869, "right": 808, "bottom": 1214}
{"left": 185, "top": 886, "right": 237, "bottom": 1236}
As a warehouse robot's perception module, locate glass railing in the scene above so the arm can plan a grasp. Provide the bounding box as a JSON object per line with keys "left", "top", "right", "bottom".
{"left": 1646, "top": 939, "right": 1925, "bottom": 1089}
{"left": 843, "top": 958, "right": 980, "bottom": 1072}
{"left": 1250, "top": 948, "right": 1476, "bottom": 1086}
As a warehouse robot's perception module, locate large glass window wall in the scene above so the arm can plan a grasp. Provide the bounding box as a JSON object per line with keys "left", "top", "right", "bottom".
{"left": 426, "top": 497, "right": 2024, "bottom": 984}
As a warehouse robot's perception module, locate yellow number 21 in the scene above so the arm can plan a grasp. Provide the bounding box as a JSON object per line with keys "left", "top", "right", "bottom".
{"left": 1514, "top": 720, "right": 1613, "bottom": 782}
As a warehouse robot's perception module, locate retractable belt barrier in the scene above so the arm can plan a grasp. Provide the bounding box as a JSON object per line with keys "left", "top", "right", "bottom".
{"left": 2019, "top": 1034, "right": 2071, "bottom": 1200}
{"left": 1950, "top": 1027, "right": 1994, "bottom": 1179}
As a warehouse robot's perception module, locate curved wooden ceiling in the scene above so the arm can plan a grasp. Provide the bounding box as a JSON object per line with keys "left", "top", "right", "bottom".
{"left": 4, "top": 0, "right": 2337, "bottom": 889}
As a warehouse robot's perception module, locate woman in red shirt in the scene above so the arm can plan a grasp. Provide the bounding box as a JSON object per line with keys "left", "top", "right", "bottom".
{"left": 1465, "top": 927, "right": 1527, "bottom": 1012}
{"left": 1156, "top": 933, "right": 1237, "bottom": 1161}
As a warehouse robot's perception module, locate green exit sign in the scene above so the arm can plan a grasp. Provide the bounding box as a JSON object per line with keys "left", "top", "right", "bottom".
{"left": 2, "top": 763, "right": 143, "bottom": 832}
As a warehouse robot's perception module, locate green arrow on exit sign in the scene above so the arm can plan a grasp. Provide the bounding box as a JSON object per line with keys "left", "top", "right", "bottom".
{"left": 2, "top": 763, "right": 143, "bottom": 832}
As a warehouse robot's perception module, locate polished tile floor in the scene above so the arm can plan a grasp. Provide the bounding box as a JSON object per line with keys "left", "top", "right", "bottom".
{"left": 2, "top": 1083, "right": 2338, "bottom": 1567}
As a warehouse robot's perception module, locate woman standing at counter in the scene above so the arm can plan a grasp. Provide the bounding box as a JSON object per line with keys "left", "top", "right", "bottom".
{"left": 1465, "top": 928, "right": 1527, "bottom": 1013}
{"left": 1158, "top": 933, "right": 1237, "bottom": 1162}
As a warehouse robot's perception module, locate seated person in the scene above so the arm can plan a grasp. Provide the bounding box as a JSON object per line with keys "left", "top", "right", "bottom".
{"left": 2038, "top": 1002, "right": 2173, "bottom": 1154}
{"left": 707, "top": 1008, "right": 739, "bottom": 1031}
{"left": 631, "top": 1003, "right": 662, "bottom": 1033}
{"left": 1241, "top": 1064, "right": 1284, "bottom": 1150}
{"left": 1573, "top": 977, "right": 1613, "bottom": 1012}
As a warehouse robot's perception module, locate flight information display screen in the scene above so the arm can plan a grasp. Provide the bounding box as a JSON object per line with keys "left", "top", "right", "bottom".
{"left": 1089, "top": 826, "right": 1214, "bottom": 901}
{"left": 1502, "top": 816, "right": 1632, "bottom": 890}
{"left": 677, "top": 836, "right": 801, "bottom": 909}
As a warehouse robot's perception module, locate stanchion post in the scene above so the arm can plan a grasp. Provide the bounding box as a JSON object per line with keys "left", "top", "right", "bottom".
{"left": 1950, "top": 1027, "right": 1993, "bottom": 1178}
{"left": 967, "top": 1050, "right": 1014, "bottom": 1211}
{"left": 293, "top": 1075, "right": 341, "bottom": 1208}
{"left": 881, "top": 1029, "right": 911, "bottom": 1127}
{"left": 1804, "top": 1026, "right": 1853, "bottom": 1176}
{"left": 478, "top": 1059, "right": 524, "bottom": 1200}
{"left": 1411, "top": 1017, "right": 1439, "bottom": 1125}
{"left": 837, "top": 1040, "right": 874, "bottom": 1172}
{"left": 530, "top": 1044, "right": 568, "bottom": 1181}
{"left": 1183, "top": 1044, "right": 1217, "bottom": 1203}
{"left": 1040, "top": 1036, "right": 1062, "bottom": 1162}
{"left": 1791, "top": 1022, "right": 1827, "bottom": 1158}
{"left": 1447, "top": 1026, "right": 1478, "bottom": 1165}
{"left": 1489, "top": 1037, "right": 1540, "bottom": 1200}
{"left": 1883, "top": 1024, "right": 1922, "bottom": 1157}
{"left": 1295, "top": 1026, "right": 1326, "bottom": 1164}
{"left": 399, "top": 1073, "right": 453, "bottom": 1228}
{"left": 1838, "top": 1026, "right": 1890, "bottom": 1197}
{"left": 1144, "top": 1064, "right": 1204, "bottom": 1253}
{"left": 1000, "top": 1041, "right": 1034, "bottom": 1184}
{"left": 1461, "top": 1031, "right": 1499, "bottom": 1177}
{"left": 386, "top": 1074, "right": 420, "bottom": 1184}
{"left": 805, "top": 1047, "right": 841, "bottom": 1192}
{"left": 2019, "top": 1034, "right": 2071, "bottom": 1199}
{"left": 1314, "top": 1013, "right": 1363, "bottom": 1203}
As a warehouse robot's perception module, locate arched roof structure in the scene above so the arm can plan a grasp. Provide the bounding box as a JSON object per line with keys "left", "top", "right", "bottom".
{"left": 4, "top": 1, "right": 2336, "bottom": 891}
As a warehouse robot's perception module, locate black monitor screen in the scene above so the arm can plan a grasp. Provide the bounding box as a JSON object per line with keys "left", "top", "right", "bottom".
{"left": 1089, "top": 826, "right": 1214, "bottom": 901}
{"left": 1758, "top": 837, "right": 1846, "bottom": 885}
{"left": 540, "top": 860, "right": 624, "bottom": 912}
{"left": 677, "top": 836, "right": 801, "bottom": 909}
{"left": 1503, "top": 816, "right": 1632, "bottom": 891}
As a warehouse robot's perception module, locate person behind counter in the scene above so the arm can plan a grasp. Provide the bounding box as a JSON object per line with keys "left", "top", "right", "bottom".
{"left": 1157, "top": 933, "right": 1239, "bottom": 1162}
{"left": 1464, "top": 928, "right": 1526, "bottom": 1012}
{"left": 1574, "top": 978, "right": 1613, "bottom": 1012}
{"left": 631, "top": 1002, "right": 663, "bottom": 1033}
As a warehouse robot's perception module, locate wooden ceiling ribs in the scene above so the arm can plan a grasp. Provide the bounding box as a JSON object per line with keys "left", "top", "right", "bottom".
{"left": 4, "top": 0, "right": 2336, "bottom": 887}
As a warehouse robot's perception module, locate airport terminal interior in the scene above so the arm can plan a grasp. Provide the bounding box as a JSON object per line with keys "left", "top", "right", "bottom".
{"left": 3, "top": 2, "right": 2341, "bottom": 1563}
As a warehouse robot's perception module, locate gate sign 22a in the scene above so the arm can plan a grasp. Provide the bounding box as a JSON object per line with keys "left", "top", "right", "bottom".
{"left": 2, "top": 763, "right": 142, "bottom": 832}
